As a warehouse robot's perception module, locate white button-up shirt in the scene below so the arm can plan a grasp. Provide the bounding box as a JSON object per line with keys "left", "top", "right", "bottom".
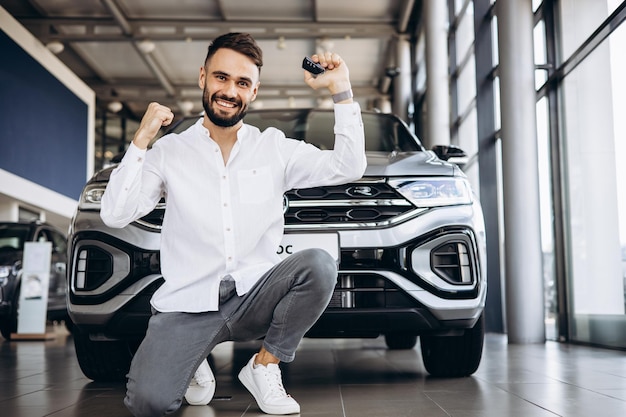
{"left": 100, "top": 103, "right": 366, "bottom": 312}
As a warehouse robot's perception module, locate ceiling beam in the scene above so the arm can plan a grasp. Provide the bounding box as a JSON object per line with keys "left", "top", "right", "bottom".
{"left": 92, "top": 83, "right": 384, "bottom": 102}
{"left": 20, "top": 17, "right": 396, "bottom": 42}
{"left": 100, "top": 0, "right": 176, "bottom": 97}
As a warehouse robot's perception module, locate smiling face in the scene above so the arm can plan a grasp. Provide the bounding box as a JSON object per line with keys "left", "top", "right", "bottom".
{"left": 199, "top": 48, "right": 260, "bottom": 129}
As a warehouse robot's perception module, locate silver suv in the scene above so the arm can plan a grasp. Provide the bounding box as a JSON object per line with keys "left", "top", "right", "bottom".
{"left": 68, "top": 109, "right": 487, "bottom": 381}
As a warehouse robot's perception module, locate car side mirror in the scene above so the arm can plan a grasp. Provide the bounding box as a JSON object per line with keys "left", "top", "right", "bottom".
{"left": 431, "top": 144, "right": 469, "bottom": 168}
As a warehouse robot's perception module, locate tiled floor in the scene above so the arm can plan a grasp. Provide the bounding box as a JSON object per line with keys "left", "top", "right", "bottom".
{"left": 1, "top": 325, "right": 626, "bottom": 417}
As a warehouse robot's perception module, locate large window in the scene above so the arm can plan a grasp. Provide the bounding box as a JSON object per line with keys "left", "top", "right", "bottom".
{"left": 95, "top": 109, "right": 139, "bottom": 171}
{"left": 424, "top": 0, "right": 626, "bottom": 347}
{"left": 534, "top": 3, "right": 559, "bottom": 340}
{"left": 450, "top": 1, "right": 480, "bottom": 194}
{"left": 558, "top": 0, "right": 626, "bottom": 348}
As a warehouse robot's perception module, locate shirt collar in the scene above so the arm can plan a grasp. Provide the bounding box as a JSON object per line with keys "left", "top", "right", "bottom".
{"left": 193, "top": 117, "right": 250, "bottom": 142}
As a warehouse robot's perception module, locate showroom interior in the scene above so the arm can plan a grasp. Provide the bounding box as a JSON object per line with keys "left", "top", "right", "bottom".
{"left": 1, "top": 0, "right": 625, "bottom": 416}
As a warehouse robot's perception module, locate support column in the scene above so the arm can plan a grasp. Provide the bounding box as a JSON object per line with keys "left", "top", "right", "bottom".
{"left": 497, "top": 0, "right": 545, "bottom": 343}
{"left": 423, "top": 0, "right": 451, "bottom": 148}
{"left": 392, "top": 35, "right": 412, "bottom": 124}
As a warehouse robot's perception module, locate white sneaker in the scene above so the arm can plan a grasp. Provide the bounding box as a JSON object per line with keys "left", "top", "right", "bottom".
{"left": 185, "top": 358, "right": 216, "bottom": 406}
{"left": 238, "top": 354, "right": 300, "bottom": 415}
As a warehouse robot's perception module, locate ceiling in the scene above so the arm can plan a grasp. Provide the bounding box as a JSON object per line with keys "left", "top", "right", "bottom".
{"left": 1, "top": 0, "right": 421, "bottom": 120}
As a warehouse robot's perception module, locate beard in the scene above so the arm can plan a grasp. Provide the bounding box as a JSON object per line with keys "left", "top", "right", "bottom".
{"left": 202, "top": 86, "right": 248, "bottom": 128}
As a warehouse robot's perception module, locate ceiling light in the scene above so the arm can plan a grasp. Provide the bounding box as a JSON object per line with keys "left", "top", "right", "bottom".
{"left": 277, "top": 36, "right": 286, "bottom": 50}
{"left": 178, "top": 100, "right": 194, "bottom": 115}
{"left": 137, "top": 39, "right": 156, "bottom": 54}
{"left": 46, "top": 41, "right": 64, "bottom": 54}
{"left": 107, "top": 101, "right": 123, "bottom": 113}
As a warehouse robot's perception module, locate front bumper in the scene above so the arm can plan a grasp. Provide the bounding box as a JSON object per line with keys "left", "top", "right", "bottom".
{"left": 68, "top": 201, "right": 486, "bottom": 339}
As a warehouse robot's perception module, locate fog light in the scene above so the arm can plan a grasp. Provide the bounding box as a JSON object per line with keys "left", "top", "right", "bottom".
{"left": 409, "top": 232, "right": 477, "bottom": 292}
{"left": 431, "top": 241, "right": 472, "bottom": 284}
{"left": 73, "top": 246, "right": 113, "bottom": 291}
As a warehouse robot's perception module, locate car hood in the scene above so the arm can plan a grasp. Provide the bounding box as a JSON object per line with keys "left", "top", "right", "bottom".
{"left": 364, "top": 151, "right": 461, "bottom": 177}
{"left": 0, "top": 250, "right": 21, "bottom": 266}
{"left": 90, "top": 151, "right": 461, "bottom": 184}
{"left": 91, "top": 166, "right": 116, "bottom": 183}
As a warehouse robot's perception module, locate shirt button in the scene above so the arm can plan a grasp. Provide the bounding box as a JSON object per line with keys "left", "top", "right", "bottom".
{"left": 226, "top": 227, "right": 231, "bottom": 232}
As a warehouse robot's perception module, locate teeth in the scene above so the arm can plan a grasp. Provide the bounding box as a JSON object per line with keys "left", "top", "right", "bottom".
{"left": 217, "top": 100, "right": 235, "bottom": 108}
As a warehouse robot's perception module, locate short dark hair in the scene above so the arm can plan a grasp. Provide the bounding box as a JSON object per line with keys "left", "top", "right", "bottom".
{"left": 204, "top": 32, "right": 263, "bottom": 74}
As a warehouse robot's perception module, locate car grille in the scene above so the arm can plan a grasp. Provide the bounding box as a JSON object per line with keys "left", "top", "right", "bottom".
{"left": 133, "top": 180, "right": 420, "bottom": 230}
{"left": 284, "top": 181, "right": 415, "bottom": 228}
{"left": 328, "top": 273, "right": 417, "bottom": 309}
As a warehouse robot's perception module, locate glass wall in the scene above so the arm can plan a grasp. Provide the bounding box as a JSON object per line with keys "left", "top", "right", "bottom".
{"left": 449, "top": 0, "right": 506, "bottom": 333}
{"left": 422, "top": 0, "right": 626, "bottom": 346}
{"left": 446, "top": 0, "right": 626, "bottom": 346}
{"left": 558, "top": 0, "right": 626, "bottom": 348}
{"left": 533, "top": 4, "right": 559, "bottom": 340}
{"left": 94, "top": 108, "right": 139, "bottom": 171}
{"left": 450, "top": 1, "right": 480, "bottom": 198}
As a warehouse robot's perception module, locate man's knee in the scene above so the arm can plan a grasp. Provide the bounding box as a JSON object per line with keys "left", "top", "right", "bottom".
{"left": 298, "top": 248, "right": 337, "bottom": 291}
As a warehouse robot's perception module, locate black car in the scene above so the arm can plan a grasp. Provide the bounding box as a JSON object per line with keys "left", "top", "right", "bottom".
{"left": 68, "top": 109, "right": 486, "bottom": 381}
{"left": 0, "top": 221, "right": 69, "bottom": 340}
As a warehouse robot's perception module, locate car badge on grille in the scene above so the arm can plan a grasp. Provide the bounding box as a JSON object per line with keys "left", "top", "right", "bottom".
{"left": 347, "top": 186, "right": 374, "bottom": 197}
{"left": 283, "top": 194, "right": 289, "bottom": 214}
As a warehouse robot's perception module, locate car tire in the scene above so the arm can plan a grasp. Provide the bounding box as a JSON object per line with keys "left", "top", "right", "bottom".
{"left": 385, "top": 333, "right": 418, "bottom": 350}
{"left": 0, "top": 288, "right": 20, "bottom": 340}
{"left": 0, "top": 315, "right": 16, "bottom": 340}
{"left": 420, "top": 314, "right": 485, "bottom": 377}
{"left": 72, "top": 327, "right": 134, "bottom": 382}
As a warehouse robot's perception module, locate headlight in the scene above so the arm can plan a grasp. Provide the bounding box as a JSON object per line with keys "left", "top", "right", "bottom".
{"left": 0, "top": 266, "right": 10, "bottom": 281}
{"left": 388, "top": 177, "right": 472, "bottom": 207}
{"left": 0, "top": 263, "right": 17, "bottom": 284}
{"left": 79, "top": 183, "right": 107, "bottom": 210}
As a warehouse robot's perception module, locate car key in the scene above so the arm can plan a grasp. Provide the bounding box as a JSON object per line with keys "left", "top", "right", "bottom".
{"left": 302, "top": 56, "right": 325, "bottom": 77}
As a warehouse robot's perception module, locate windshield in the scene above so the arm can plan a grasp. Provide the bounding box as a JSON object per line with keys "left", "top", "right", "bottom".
{"left": 170, "top": 110, "right": 423, "bottom": 153}
{"left": 0, "top": 224, "right": 30, "bottom": 251}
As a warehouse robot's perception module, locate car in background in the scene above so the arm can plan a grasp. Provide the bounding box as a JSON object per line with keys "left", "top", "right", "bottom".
{"left": 68, "top": 109, "right": 487, "bottom": 381}
{"left": 0, "top": 221, "right": 69, "bottom": 340}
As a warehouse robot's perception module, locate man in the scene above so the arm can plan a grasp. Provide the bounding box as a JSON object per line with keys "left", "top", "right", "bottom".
{"left": 101, "top": 32, "right": 366, "bottom": 416}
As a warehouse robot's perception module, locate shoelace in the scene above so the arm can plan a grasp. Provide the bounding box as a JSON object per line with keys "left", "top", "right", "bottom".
{"left": 262, "top": 365, "right": 289, "bottom": 398}
{"left": 192, "top": 367, "right": 214, "bottom": 387}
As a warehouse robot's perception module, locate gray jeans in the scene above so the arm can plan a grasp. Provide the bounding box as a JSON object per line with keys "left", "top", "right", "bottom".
{"left": 124, "top": 248, "right": 337, "bottom": 417}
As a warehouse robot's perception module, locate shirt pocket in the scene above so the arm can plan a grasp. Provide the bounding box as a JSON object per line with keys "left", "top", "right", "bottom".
{"left": 237, "top": 166, "right": 275, "bottom": 204}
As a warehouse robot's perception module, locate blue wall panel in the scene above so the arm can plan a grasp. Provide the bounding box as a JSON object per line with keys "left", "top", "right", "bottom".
{"left": 0, "top": 31, "right": 88, "bottom": 200}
